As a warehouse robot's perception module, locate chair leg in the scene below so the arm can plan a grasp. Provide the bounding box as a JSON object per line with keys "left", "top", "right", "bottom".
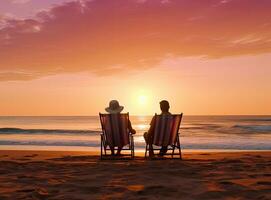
{"left": 133, "top": 138, "right": 135, "bottom": 158}
{"left": 129, "top": 135, "right": 133, "bottom": 159}
{"left": 177, "top": 136, "right": 182, "bottom": 160}
{"left": 133, "top": 137, "right": 135, "bottom": 158}
{"left": 105, "top": 147, "right": 107, "bottom": 156}
{"left": 179, "top": 147, "right": 182, "bottom": 160}
{"left": 145, "top": 144, "right": 148, "bottom": 158}
{"left": 104, "top": 141, "right": 107, "bottom": 156}
{"left": 132, "top": 142, "right": 135, "bottom": 159}
{"left": 172, "top": 145, "right": 176, "bottom": 159}
{"left": 131, "top": 141, "right": 134, "bottom": 159}
{"left": 100, "top": 135, "right": 103, "bottom": 160}
{"left": 131, "top": 143, "right": 133, "bottom": 159}
{"left": 131, "top": 135, "right": 134, "bottom": 159}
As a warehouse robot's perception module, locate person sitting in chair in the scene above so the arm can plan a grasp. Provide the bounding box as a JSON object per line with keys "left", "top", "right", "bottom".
{"left": 144, "top": 100, "right": 171, "bottom": 157}
{"left": 105, "top": 100, "right": 136, "bottom": 155}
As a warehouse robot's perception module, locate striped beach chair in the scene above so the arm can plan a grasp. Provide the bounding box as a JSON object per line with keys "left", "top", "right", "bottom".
{"left": 99, "top": 113, "right": 134, "bottom": 159}
{"left": 145, "top": 113, "right": 183, "bottom": 159}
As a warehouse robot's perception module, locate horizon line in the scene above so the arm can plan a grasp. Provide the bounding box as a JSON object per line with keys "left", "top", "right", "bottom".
{"left": 0, "top": 114, "right": 270, "bottom": 117}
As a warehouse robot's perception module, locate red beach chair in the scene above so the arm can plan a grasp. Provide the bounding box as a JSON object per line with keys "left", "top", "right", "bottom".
{"left": 145, "top": 114, "right": 183, "bottom": 159}
{"left": 99, "top": 113, "right": 135, "bottom": 159}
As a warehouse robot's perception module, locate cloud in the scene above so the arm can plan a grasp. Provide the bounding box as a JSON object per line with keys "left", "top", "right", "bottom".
{"left": 0, "top": 71, "right": 39, "bottom": 81}
{"left": 9, "top": 0, "right": 32, "bottom": 4}
{"left": 0, "top": 0, "right": 271, "bottom": 81}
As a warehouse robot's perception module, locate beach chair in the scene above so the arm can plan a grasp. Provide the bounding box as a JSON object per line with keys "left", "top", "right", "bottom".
{"left": 99, "top": 113, "right": 135, "bottom": 159}
{"left": 145, "top": 113, "right": 183, "bottom": 159}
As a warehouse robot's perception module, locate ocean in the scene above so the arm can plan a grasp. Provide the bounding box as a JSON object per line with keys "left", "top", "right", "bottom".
{"left": 0, "top": 116, "right": 270, "bottom": 151}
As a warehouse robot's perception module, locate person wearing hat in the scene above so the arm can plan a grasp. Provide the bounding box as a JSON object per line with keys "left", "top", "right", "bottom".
{"left": 105, "top": 100, "right": 136, "bottom": 155}
{"left": 144, "top": 100, "right": 171, "bottom": 157}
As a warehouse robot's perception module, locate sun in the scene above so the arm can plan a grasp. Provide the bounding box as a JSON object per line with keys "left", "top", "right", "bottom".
{"left": 129, "top": 89, "right": 153, "bottom": 115}
{"left": 138, "top": 95, "right": 147, "bottom": 105}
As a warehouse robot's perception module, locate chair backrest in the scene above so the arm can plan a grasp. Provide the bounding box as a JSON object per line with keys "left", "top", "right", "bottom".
{"left": 152, "top": 113, "right": 183, "bottom": 146}
{"left": 99, "top": 113, "right": 130, "bottom": 147}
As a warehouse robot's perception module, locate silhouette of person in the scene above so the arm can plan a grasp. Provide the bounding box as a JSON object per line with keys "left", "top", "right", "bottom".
{"left": 144, "top": 100, "right": 171, "bottom": 157}
{"left": 105, "top": 100, "right": 136, "bottom": 155}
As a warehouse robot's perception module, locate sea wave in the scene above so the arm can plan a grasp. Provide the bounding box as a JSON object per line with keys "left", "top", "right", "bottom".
{"left": 181, "top": 124, "right": 221, "bottom": 130}
{"left": 232, "top": 125, "right": 271, "bottom": 133}
{"left": 0, "top": 139, "right": 146, "bottom": 148}
{"left": 237, "top": 118, "right": 271, "bottom": 122}
{"left": 0, "top": 128, "right": 100, "bottom": 135}
{"left": 0, "top": 140, "right": 100, "bottom": 147}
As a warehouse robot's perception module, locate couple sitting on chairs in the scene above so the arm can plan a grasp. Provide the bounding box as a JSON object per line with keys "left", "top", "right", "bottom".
{"left": 99, "top": 100, "right": 183, "bottom": 159}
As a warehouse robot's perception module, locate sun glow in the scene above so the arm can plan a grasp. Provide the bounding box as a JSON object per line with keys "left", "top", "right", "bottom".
{"left": 138, "top": 95, "right": 147, "bottom": 105}
{"left": 124, "top": 85, "right": 158, "bottom": 115}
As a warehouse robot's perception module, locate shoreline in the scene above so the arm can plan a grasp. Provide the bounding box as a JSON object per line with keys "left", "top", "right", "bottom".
{"left": 1, "top": 149, "right": 271, "bottom": 161}
{"left": 0, "top": 145, "right": 271, "bottom": 157}
{"left": 0, "top": 148, "right": 271, "bottom": 157}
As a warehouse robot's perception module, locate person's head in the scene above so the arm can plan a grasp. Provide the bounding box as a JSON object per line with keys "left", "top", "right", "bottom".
{"left": 160, "top": 100, "right": 170, "bottom": 112}
{"left": 105, "top": 100, "right": 124, "bottom": 114}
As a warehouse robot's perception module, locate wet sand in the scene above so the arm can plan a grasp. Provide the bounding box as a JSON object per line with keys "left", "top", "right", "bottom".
{"left": 0, "top": 150, "right": 271, "bottom": 200}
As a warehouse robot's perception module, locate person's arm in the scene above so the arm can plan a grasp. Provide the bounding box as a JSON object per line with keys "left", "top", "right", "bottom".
{"left": 145, "top": 116, "right": 155, "bottom": 145}
{"left": 128, "top": 120, "right": 136, "bottom": 134}
{"left": 148, "top": 116, "right": 155, "bottom": 136}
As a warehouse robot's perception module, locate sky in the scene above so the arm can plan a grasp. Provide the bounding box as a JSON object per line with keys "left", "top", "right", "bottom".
{"left": 0, "top": 0, "right": 271, "bottom": 116}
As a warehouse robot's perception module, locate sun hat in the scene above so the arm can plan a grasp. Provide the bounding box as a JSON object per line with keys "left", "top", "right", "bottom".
{"left": 105, "top": 100, "right": 124, "bottom": 114}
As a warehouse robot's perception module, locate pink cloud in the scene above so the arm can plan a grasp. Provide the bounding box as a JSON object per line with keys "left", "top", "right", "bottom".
{"left": 0, "top": 0, "right": 271, "bottom": 81}
{"left": 9, "top": 0, "right": 32, "bottom": 4}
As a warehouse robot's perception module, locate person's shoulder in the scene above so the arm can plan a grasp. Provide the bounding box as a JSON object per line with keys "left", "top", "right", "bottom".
{"left": 161, "top": 112, "right": 171, "bottom": 115}
{"left": 150, "top": 115, "right": 156, "bottom": 124}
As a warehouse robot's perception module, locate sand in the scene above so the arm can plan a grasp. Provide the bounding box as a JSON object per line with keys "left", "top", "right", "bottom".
{"left": 0, "top": 150, "right": 271, "bottom": 200}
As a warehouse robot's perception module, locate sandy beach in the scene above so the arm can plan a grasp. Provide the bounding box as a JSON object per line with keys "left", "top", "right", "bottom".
{"left": 0, "top": 150, "right": 270, "bottom": 200}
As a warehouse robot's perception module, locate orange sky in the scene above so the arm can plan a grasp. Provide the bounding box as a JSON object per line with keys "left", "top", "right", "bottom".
{"left": 0, "top": 0, "right": 271, "bottom": 115}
